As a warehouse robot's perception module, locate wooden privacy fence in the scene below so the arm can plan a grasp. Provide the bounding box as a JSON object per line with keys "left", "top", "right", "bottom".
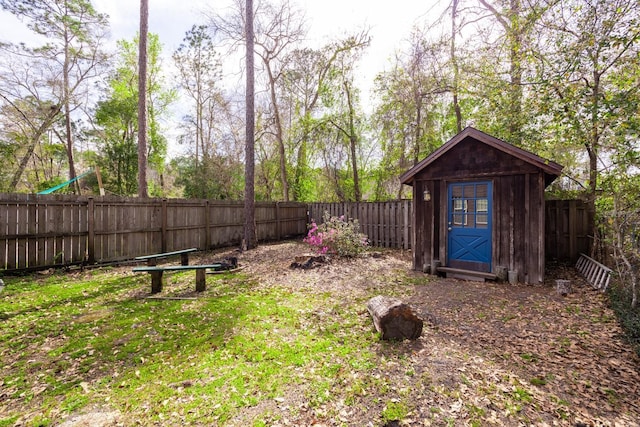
{"left": 0, "top": 194, "right": 308, "bottom": 272}
{"left": 309, "top": 199, "right": 589, "bottom": 260}
{"left": 308, "top": 201, "right": 413, "bottom": 250}
{"left": 545, "top": 199, "right": 591, "bottom": 262}
{"left": 0, "top": 195, "right": 589, "bottom": 273}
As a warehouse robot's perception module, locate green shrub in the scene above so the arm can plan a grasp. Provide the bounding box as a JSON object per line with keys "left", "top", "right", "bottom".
{"left": 608, "top": 282, "right": 640, "bottom": 356}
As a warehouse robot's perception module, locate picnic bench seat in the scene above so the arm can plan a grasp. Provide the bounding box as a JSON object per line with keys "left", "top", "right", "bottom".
{"left": 133, "top": 264, "right": 223, "bottom": 294}
{"left": 134, "top": 248, "right": 198, "bottom": 266}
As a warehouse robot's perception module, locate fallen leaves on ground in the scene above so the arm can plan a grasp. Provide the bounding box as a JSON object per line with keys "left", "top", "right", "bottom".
{"left": 224, "top": 242, "right": 640, "bottom": 426}
{"left": 3, "top": 241, "right": 639, "bottom": 426}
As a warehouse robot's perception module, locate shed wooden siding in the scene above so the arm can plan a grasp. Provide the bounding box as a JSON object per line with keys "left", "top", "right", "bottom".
{"left": 412, "top": 173, "right": 546, "bottom": 283}
{"left": 405, "top": 128, "right": 561, "bottom": 284}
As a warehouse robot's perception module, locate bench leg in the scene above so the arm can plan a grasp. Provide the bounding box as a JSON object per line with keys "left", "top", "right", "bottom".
{"left": 150, "top": 270, "right": 164, "bottom": 294}
{"left": 195, "top": 269, "right": 206, "bottom": 292}
{"left": 181, "top": 253, "right": 189, "bottom": 266}
{"left": 147, "top": 259, "right": 158, "bottom": 267}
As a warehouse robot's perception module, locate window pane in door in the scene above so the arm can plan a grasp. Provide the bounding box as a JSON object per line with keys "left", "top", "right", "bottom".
{"left": 476, "top": 214, "right": 488, "bottom": 228}
{"left": 463, "top": 185, "right": 475, "bottom": 198}
{"left": 476, "top": 184, "right": 488, "bottom": 198}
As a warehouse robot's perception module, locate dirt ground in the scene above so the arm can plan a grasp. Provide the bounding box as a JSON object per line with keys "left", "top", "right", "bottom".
{"left": 208, "top": 241, "right": 640, "bottom": 426}
{"left": 61, "top": 241, "right": 640, "bottom": 426}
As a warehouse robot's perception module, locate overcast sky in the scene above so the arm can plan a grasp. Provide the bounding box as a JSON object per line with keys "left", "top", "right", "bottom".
{"left": 0, "top": 0, "right": 442, "bottom": 154}
{"left": 1, "top": 0, "right": 439, "bottom": 85}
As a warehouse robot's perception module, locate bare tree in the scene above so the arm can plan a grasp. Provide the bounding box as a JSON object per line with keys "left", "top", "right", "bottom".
{"left": 0, "top": 0, "right": 108, "bottom": 194}
{"left": 211, "top": 0, "right": 306, "bottom": 202}
{"left": 173, "top": 26, "right": 223, "bottom": 166}
{"left": 137, "top": 0, "right": 149, "bottom": 198}
{"left": 0, "top": 93, "right": 61, "bottom": 191}
{"left": 244, "top": 0, "right": 257, "bottom": 249}
{"left": 450, "top": 0, "right": 462, "bottom": 133}
{"left": 281, "top": 31, "right": 370, "bottom": 201}
{"left": 538, "top": 0, "right": 640, "bottom": 253}
{"left": 324, "top": 40, "right": 371, "bottom": 202}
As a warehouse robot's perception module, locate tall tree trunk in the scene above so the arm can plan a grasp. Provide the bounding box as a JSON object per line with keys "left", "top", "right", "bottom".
{"left": 267, "top": 66, "right": 288, "bottom": 201}
{"left": 451, "top": 0, "right": 462, "bottom": 133}
{"left": 413, "top": 99, "right": 422, "bottom": 165}
{"left": 586, "top": 70, "right": 601, "bottom": 256}
{"left": 507, "top": 0, "right": 523, "bottom": 145}
{"left": 294, "top": 138, "right": 307, "bottom": 201}
{"left": 613, "top": 197, "right": 638, "bottom": 309}
{"left": 137, "top": 0, "right": 149, "bottom": 198}
{"left": 344, "top": 81, "right": 360, "bottom": 202}
{"left": 9, "top": 107, "right": 61, "bottom": 191}
{"left": 243, "top": 0, "right": 257, "bottom": 250}
{"left": 478, "top": 0, "right": 526, "bottom": 145}
{"left": 62, "top": 16, "right": 79, "bottom": 194}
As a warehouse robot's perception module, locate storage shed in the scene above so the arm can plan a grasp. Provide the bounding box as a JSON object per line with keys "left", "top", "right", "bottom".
{"left": 400, "top": 127, "right": 563, "bottom": 284}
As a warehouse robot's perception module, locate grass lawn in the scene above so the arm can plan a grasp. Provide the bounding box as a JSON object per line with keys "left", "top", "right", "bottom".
{"left": 1, "top": 253, "right": 392, "bottom": 426}
{"left": 1, "top": 241, "right": 639, "bottom": 426}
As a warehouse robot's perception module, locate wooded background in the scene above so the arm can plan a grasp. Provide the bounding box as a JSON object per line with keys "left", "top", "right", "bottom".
{"left": 0, "top": 0, "right": 637, "bottom": 307}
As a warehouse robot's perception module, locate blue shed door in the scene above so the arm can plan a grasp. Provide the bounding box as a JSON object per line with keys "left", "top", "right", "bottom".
{"left": 447, "top": 181, "right": 492, "bottom": 272}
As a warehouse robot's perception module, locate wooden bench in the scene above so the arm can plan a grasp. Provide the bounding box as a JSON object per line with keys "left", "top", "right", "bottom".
{"left": 134, "top": 248, "right": 198, "bottom": 266}
{"left": 575, "top": 253, "right": 613, "bottom": 292}
{"left": 133, "top": 264, "right": 223, "bottom": 294}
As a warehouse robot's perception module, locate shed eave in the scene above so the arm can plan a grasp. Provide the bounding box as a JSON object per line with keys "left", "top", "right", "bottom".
{"left": 399, "top": 127, "right": 563, "bottom": 185}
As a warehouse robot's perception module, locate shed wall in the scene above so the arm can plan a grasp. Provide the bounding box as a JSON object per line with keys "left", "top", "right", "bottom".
{"left": 411, "top": 139, "right": 548, "bottom": 284}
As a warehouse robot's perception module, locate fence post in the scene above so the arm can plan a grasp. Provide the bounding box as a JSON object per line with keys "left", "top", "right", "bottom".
{"left": 205, "top": 200, "right": 211, "bottom": 250}
{"left": 275, "top": 201, "right": 281, "bottom": 240}
{"left": 569, "top": 200, "right": 577, "bottom": 260}
{"left": 161, "top": 198, "right": 168, "bottom": 253}
{"left": 87, "top": 197, "right": 95, "bottom": 264}
{"left": 403, "top": 200, "right": 409, "bottom": 250}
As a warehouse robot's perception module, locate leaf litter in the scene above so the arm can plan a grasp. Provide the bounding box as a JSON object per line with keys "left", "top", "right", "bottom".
{"left": 1, "top": 241, "right": 639, "bottom": 426}
{"left": 221, "top": 241, "right": 640, "bottom": 426}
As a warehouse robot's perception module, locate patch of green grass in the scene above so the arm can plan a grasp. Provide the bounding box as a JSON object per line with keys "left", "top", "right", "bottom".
{"left": 502, "top": 385, "right": 534, "bottom": 416}
{"left": 519, "top": 352, "right": 539, "bottom": 363}
{"left": 0, "top": 268, "right": 398, "bottom": 427}
{"left": 529, "top": 377, "right": 547, "bottom": 386}
{"left": 0, "top": 416, "right": 20, "bottom": 427}
{"left": 501, "top": 314, "right": 517, "bottom": 322}
{"left": 512, "top": 386, "right": 533, "bottom": 403}
{"left": 381, "top": 400, "right": 409, "bottom": 423}
{"left": 0, "top": 268, "right": 383, "bottom": 425}
{"left": 603, "top": 388, "right": 619, "bottom": 406}
{"left": 556, "top": 407, "right": 569, "bottom": 420}
{"left": 565, "top": 304, "right": 581, "bottom": 315}
{"left": 556, "top": 337, "right": 572, "bottom": 353}
{"left": 466, "top": 403, "right": 486, "bottom": 425}
{"left": 550, "top": 394, "right": 570, "bottom": 406}
{"left": 460, "top": 374, "right": 471, "bottom": 386}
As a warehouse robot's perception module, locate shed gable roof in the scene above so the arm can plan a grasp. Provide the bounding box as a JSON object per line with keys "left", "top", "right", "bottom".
{"left": 400, "top": 127, "right": 563, "bottom": 186}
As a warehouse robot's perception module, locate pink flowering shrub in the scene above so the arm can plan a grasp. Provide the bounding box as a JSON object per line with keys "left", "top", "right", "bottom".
{"left": 304, "top": 211, "right": 369, "bottom": 257}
